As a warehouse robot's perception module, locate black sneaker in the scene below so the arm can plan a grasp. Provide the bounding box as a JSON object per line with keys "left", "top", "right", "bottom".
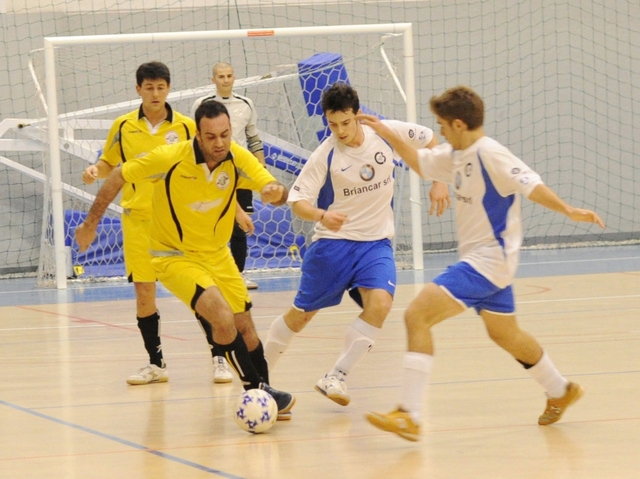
{"left": 259, "top": 382, "right": 296, "bottom": 415}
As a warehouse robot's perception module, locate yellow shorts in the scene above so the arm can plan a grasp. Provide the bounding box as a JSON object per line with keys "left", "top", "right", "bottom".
{"left": 151, "top": 248, "right": 250, "bottom": 315}
{"left": 122, "top": 214, "right": 156, "bottom": 283}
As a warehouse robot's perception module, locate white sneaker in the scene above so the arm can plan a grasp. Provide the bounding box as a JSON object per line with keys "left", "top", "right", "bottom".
{"left": 243, "top": 274, "right": 258, "bottom": 290}
{"left": 126, "top": 364, "right": 168, "bottom": 385}
{"left": 213, "top": 356, "right": 233, "bottom": 384}
{"left": 314, "top": 374, "right": 350, "bottom": 406}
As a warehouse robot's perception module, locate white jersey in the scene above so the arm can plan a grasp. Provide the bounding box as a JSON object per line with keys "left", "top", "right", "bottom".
{"left": 417, "top": 136, "right": 543, "bottom": 288}
{"left": 289, "top": 120, "right": 434, "bottom": 242}
{"left": 191, "top": 92, "right": 259, "bottom": 147}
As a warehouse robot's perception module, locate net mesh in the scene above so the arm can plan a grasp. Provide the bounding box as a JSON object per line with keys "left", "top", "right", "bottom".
{"left": 30, "top": 31, "right": 414, "bottom": 284}
{"left": 0, "top": 0, "right": 638, "bottom": 283}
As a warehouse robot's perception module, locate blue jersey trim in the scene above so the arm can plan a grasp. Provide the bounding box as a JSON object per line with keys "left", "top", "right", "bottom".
{"left": 478, "top": 152, "right": 514, "bottom": 252}
{"left": 317, "top": 148, "right": 335, "bottom": 210}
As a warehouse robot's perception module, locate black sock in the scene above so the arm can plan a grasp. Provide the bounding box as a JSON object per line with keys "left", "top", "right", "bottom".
{"left": 137, "top": 311, "right": 164, "bottom": 368}
{"left": 249, "top": 340, "right": 269, "bottom": 384}
{"left": 215, "top": 331, "right": 262, "bottom": 390}
{"left": 195, "top": 313, "right": 220, "bottom": 357}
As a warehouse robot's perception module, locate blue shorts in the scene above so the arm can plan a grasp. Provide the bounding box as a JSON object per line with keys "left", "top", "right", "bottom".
{"left": 293, "top": 238, "right": 396, "bottom": 312}
{"left": 433, "top": 261, "right": 515, "bottom": 314}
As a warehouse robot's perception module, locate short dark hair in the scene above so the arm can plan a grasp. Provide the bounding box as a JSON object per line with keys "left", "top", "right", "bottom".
{"left": 136, "top": 61, "right": 171, "bottom": 87}
{"left": 195, "top": 99, "right": 230, "bottom": 130}
{"left": 430, "top": 86, "right": 484, "bottom": 130}
{"left": 321, "top": 82, "right": 359, "bottom": 115}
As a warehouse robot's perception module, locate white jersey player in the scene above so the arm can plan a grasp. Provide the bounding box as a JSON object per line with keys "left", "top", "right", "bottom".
{"left": 415, "top": 136, "right": 543, "bottom": 288}
{"left": 263, "top": 82, "right": 451, "bottom": 410}
{"left": 291, "top": 118, "right": 434, "bottom": 243}
{"left": 358, "top": 85, "right": 604, "bottom": 441}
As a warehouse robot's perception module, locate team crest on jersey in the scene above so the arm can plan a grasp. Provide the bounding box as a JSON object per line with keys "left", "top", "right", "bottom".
{"left": 216, "top": 171, "right": 231, "bottom": 189}
{"left": 419, "top": 131, "right": 426, "bottom": 140}
{"left": 511, "top": 167, "right": 521, "bottom": 174}
{"left": 520, "top": 176, "right": 530, "bottom": 185}
{"left": 465, "top": 163, "right": 473, "bottom": 176}
{"left": 165, "top": 130, "right": 179, "bottom": 144}
{"left": 360, "top": 165, "right": 375, "bottom": 181}
{"left": 408, "top": 129, "right": 415, "bottom": 139}
{"left": 455, "top": 171, "right": 462, "bottom": 189}
{"left": 374, "top": 152, "right": 386, "bottom": 165}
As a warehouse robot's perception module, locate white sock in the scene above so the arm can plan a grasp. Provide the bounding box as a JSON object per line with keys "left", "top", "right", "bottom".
{"left": 400, "top": 352, "right": 433, "bottom": 423}
{"left": 264, "top": 314, "right": 296, "bottom": 369}
{"left": 527, "top": 351, "right": 569, "bottom": 398}
{"left": 328, "top": 317, "right": 381, "bottom": 379}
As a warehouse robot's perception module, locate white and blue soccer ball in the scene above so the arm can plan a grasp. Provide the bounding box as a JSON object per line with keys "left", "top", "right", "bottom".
{"left": 234, "top": 388, "right": 278, "bottom": 434}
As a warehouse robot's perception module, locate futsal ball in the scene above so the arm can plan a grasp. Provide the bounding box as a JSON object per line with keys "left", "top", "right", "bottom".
{"left": 234, "top": 388, "right": 278, "bottom": 434}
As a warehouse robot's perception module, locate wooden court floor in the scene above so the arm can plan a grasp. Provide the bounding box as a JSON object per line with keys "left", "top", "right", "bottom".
{"left": 0, "top": 247, "right": 639, "bottom": 478}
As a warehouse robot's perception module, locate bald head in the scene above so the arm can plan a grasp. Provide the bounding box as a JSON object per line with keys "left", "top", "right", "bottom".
{"left": 211, "top": 62, "right": 235, "bottom": 97}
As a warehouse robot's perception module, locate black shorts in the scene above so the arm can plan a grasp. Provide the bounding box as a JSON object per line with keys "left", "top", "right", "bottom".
{"left": 236, "top": 188, "right": 254, "bottom": 213}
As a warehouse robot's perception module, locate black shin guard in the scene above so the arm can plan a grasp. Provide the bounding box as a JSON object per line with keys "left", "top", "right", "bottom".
{"left": 216, "top": 331, "right": 262, "bottom": 390}
{"left": 137, "top": 311, "right": 163, "bottom": 367}
{"left": 195, "top": 313, "right": 222, "bottom": 357}
{"left": 249, "top": 340, "right": 270, "bottom": 384}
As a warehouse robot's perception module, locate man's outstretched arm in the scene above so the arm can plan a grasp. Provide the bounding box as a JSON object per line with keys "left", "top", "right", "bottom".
{"left": 75, "top": 167, "right": 126, "bottom": 251}
{"left": 528, "top": 184, "right": 605, "bottom": 228}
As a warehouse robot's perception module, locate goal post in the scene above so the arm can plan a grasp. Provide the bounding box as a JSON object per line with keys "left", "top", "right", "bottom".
{"left": 41, "top": 23, "right": 423, "bottom": 290}
{"left": 2, "top": 1, "right": 635, "bottom": 286}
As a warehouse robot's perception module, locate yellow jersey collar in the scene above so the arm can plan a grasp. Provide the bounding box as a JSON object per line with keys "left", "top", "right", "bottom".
{"left": 137, "top": 102, "right": 174, "bottom": 123}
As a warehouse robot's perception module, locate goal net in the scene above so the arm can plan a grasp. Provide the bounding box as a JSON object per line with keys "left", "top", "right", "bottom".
{"left": 32, "top": 24, "right": 425, "bottom": 288}
{"left": 2, "top": 1, "right": 638, "bottom": 287}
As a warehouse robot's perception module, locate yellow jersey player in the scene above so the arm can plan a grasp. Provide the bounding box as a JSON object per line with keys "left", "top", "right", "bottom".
{"left": 76, "top": 99, "right": 295, "bottom": 419}
{"left": 82, "top": 62, "right": 250, "bottom": 387}
{"left": 192, "top": 61, "right": 266, "bottom": 382}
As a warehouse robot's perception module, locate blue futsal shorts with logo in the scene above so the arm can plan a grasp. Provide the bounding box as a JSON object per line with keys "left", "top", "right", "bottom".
{"left": 433, "top": 261, "right": 515, "bottom": 314}
{"left": 293, "top": 238, "right": 396, "bottom": 312}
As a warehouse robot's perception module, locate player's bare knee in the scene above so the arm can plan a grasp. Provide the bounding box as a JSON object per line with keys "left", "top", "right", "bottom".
{"left": 362, "top": 303, "right": 391, "bottom": 326}
{"left": 486, "top": 328, "right": 509, "bottom": 348}
{"left": 485, "top": 322, "right": 520, "bottom": 350}
{"left": 195, "top": 291, "right": 234, "bottom": 329}
{"left": 235, "top": 312, "right": 259, "bottom": 340}
{"left": 284, "top": 308, "right": 314, "bottom": 333}
{"left": 404, "top": 303, "right": 426, "bottom": 331}
{"left": 374, "top": 295, "right": 393, "bottom": 317}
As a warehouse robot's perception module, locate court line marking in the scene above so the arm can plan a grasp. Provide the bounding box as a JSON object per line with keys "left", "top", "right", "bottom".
{"left": 0, "top": 399, "right": 246, "bottom": 478}
{"left": 1, "top": 251, "right": 638, "bottom": 298}
{"left": 12, "top": 305, "right": 188, "bottom": 341}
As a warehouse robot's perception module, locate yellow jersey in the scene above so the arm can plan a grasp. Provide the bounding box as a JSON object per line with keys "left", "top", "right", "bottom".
{"left": 101, "top": 104, "right": 195, "bottom": 219}
{"left": 121, "top": 139, "right": 277, "bottom": 254}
